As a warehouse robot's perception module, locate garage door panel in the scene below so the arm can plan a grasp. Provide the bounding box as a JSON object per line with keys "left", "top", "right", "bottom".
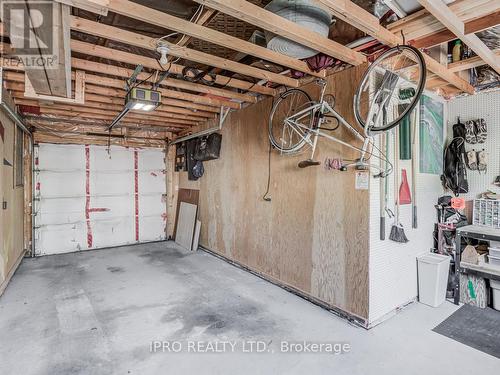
{"left": 90, "top": 217, "right": 136, "bottom": 249}
{"left": 90, "top": 147, "right": 132, "bottom": 171}
{"left": 91, "top": 172, "right": 134, "bottom": 196}
{"left": 37, "top": 222, "right": 87, "bottom": 255}
{"left": 138, "top": 171, "right": 166, "bottom": 194}
{"left": 38, "top": 143, "right": 85, "bottom": 170}
{"left": 139, "top": 194, "right": 166, "bottom": 216}
{"left": 139, "top": 149, "right": 165, "bottom": 170}
{"left": 35, "top": 144, "right": 167, "bottom": 255}
{"left": 38, "top": 171, "right": 85, "bottom": 198}
{"left": 139, "top": 215, "right": 166, "bottom": 242}
{"left": 37, "top": 196, "right": 85, "bottom": 226}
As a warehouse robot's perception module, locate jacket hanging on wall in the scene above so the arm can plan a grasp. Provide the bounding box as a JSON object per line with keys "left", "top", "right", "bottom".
{"left": 441, "top": 135, "right": 469, "bottom": 196}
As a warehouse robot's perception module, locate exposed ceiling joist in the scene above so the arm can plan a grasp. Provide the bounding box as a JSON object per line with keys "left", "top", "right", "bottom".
{"left": 175, "top": 8, "right": 218, "bottom": 47}
{"left": 70, "top": 57, "right": 257, "bottom": 103}
{"left": 389, "top": 0, "right": 500, "bottom": 46}
{"left": 315, "top": 0, "right": 474, "bottom": 94}
{"left": 100, "top": 0, "right": 324, "bottom": 78}
{"left": 25, "top": 115, "right": 181, "bottom": 132}
{"left": 70, "top": 16, "right": 299, "bottom": 87}
{"left": 410, "top": 11, "right": 500, "bottom": 49}
{"left": 70, "top": 40, "right": 276, "bottom": 96}
{"left": 14, "top": 97, "right": 203, "bottom": 123}
{"left": 191, "top": 0, "right": 366, "bottom": 66}
{"left": 2, "top": 57, "right": 239, "bottom": 109}
{"left": 54, "top": 0, "right": 109, "bottom": 15}
{"left": 418, "top": 0, "right": 500, "bottom": 75}
{"left": 448, "top": 49, "right": 500, "bottom": 72}
{"left": 15, "top": 103, "right": 200, "bottom": 127}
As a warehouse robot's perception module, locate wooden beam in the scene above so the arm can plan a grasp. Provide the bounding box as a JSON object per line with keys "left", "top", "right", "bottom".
{"left": 418, "top": 0, "right": 500, "bottom": 75}
{"left": 2, "top": 58, "right": 224, "bottom": 112}
{"left": 315, "top": 0, "right": 474, "bottom": 94}
{"left": 25, "top": 115, "right": 182, "bottom": 132}
{"left": 315, "top": 0, "right": 400, "bottom": 46}
{"left": 412, "top": 11, "right": 500, "bottom": 49}
{"left": 29, "top": 121, "right": 169, "bottom": 139}
{"left": 14, "top": 97, "right": 205, "bottom": 123}
{"left": 464, "top": 11, "right": 500, "bottom": 34}
{"left": 175, "top": 8, "right": 218, "bottom": 47}
{"left": 54, "top": 0, "right": 109, "bottom": 16}
{"left": 32, "top": 133, "right": 167, "bottom": 148}
{"left": 15, "top": 103, "right": 199, "bottom": 128}
{"left": 71, "top": 57, "right": 257, "bottom": 103}
{"left": 70, "top": 16, "right": 299, "bottom": 87}
{"left": 100, "top": 0, "right": 324, "bottom": 78}
{"left": 448, "top": 49, "right": 500, "bottom": 72}
{"left": 389, "top": 0, "right": 500, "bottom": 45}
{"left": 10, "top": 89, "right": 215, "bottom": 118}
{"left": 70, "top": 40, "right": 276, "bottom": 96}
{"left": 192, "top": 0, "right": 366, "bottom": 66}
{"left": 2, "top": 68, "right": 220, "bottom": 118}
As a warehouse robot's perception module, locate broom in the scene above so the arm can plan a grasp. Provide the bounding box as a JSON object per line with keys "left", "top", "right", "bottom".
{"left": 390, "top": 126, "right": 409, "bottom": 243}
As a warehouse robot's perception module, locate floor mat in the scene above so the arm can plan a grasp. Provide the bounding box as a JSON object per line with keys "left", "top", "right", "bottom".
{"left": 433, "top": 304, "right": 500, "bottom": 359}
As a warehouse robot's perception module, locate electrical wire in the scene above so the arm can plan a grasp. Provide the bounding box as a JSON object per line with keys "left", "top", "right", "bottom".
{"left": 262, "top": 140, "right": 272, "bottom": 202}
{"left": 155, "top": 5, "right": 204, "bottom": 45}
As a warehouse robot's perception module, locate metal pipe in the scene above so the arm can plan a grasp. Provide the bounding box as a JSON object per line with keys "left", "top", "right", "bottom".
{"left": 169, "top": 106, "right": 230, "bottom": 146}
{"left": 0, "top": 101, "right": 31, "bottom": 135}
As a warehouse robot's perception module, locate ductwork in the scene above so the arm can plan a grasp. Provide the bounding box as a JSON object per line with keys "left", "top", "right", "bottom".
{"left": 264, "top": 0, "right": 332, "bottom": 59}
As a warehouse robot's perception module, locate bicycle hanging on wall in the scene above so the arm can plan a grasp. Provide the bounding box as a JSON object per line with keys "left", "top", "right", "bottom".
{"left": 268, "top": 45, "right": 426, "bottom": 177}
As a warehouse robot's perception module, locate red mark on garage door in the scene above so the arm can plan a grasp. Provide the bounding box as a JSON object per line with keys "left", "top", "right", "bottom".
{"left": 88, "top": 207, "right": 109, "bottom": 213}
{"left": 134, "top": 150, "right": 139, "bottom": 242}
{"left": 84, "top": 146, "right": 110, "bottom": 248}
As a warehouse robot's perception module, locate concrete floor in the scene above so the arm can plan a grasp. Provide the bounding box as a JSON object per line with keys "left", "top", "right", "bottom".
{"left": 0, "top": 242, "right": 499, "bottom": 375}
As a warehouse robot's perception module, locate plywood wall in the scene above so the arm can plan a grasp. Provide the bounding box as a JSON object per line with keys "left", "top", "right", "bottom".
{"left": 197, "top": 65, "right": 370, "bottom": 321}
{"left": 0, "top": 110, "right": 26, "bottom": 294}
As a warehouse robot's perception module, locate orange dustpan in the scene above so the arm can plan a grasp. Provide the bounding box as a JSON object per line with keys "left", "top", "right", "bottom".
{"left": 399, "top": 169, "right": 412, "bottom": 205}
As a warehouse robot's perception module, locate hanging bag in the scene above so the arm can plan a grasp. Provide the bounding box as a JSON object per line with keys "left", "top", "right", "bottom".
{"left": 194, "top": 133, "right": 222, "bottom": 161}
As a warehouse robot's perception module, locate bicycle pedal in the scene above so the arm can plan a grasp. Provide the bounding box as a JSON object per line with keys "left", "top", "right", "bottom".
{"left": 298, "top": 159, "right": 321, "bottom": 168}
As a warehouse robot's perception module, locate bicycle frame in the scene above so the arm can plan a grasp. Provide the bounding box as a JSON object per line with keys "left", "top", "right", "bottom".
{"left": 283, "top": 80, "right": 386, "bottom": 174}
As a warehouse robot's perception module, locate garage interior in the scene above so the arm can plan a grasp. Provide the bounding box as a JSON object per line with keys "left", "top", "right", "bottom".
{"left": 0, "top": 0, "right": 499, "bottom": 373}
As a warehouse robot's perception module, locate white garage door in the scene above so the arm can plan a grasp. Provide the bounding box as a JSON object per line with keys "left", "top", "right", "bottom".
{"left": 34, "top": 143, "right": 167, "bottom": 255}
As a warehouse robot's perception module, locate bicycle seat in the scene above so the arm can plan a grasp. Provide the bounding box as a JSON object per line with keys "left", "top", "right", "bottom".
{"left": 298, "top": 159, "right": 321, "bottom": 168}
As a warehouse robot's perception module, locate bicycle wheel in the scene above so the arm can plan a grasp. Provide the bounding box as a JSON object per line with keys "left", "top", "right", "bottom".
{"left": 354, "top": 45, "right": 426, "bottom": 133}
{"left": 268, "top": 89, "right": 314, "bottom": 153}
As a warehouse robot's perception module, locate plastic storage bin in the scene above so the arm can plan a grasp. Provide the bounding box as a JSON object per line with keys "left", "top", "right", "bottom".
{"left": 417, "top": 253, "right": 451, "bottom": 307}
{"left": 489, "top": 247, "right": 500, "bottom": 258}
{"left": 490, "top": 279, "right": 500, "bottom": 311}
{"left": 488, "top": 254, "right": 500, "bottom": 267}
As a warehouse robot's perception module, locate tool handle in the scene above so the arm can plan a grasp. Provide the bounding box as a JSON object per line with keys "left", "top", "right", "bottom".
{"left": 380, "top": 217, "right": 385, "bottom": 240}
{"left": 412, "top": 206, "right": 418, "bottom": 229}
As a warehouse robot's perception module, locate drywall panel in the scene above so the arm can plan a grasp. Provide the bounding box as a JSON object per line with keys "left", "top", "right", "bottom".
{"left": 447, "top": 90, "right": 500, "bottom": 203}
{"left": 197, "top": 65, "right": 370, "bottom": 321}
{"left": 368, "top": 93, "right": 446, "bottom": 325}
{"left": 35, "top": 144, "right": 167, "bottom": 255}
{"left": 175, "top": 202, "right": 197, "bottom": 251}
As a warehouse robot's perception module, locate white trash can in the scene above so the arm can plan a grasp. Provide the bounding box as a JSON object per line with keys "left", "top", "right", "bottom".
{"left": 490, "top": 279, "right": 500, "bottom": 311}
{"left": 417, "top": 253, "right": 451, "bottom": 307}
